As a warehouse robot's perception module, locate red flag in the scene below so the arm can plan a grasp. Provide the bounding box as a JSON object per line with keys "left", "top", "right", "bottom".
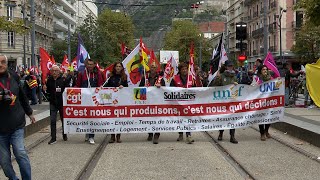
{"left": 187, "top": 42, "right": 196, "bottom": 88}
{"left": 103, "top": 64, "right": 114, "bottom": 79}
{"left": 121, "top": 42, "right": 126, "bottom": 56}
{"left": 39, "top": 47, "right": 54, "bottom": 83}
{"left": 149, "top": 50, "right": 161, "bottom": 72}
{"left": 70, "top": 57, "right": 77, "bottom": 71}
{"left": 61, "top": 55, "right": 69, "bottom": 73}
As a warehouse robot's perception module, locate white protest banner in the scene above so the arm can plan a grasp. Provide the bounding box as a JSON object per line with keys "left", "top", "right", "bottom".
{"left": 160, "top": 50, "right": 179, "bottom": 64}
{"left": 63, "top": 78, "right": 285, "bottom": 134}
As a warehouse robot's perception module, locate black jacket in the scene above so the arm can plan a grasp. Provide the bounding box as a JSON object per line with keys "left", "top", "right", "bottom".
{"left": 46, "top": 75, "right": 69, "bottom": 107}
{"left": 0, "top": 71, "right": 33, "bottom": 134}
{"left": 104, "top": 74, "right": 128, "bottom": 87}
{"left": 139, "top": 73, "right": 165, "bottom": 87}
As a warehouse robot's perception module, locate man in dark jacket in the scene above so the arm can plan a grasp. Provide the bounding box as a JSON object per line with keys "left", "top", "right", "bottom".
{"left": 0, "top": 55, "right": 36, "bottom": 180}
{"left": 43, "top": 65, "right": 69, "bottom": 144}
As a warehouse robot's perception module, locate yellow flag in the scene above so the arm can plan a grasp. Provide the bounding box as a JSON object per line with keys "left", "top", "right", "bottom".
{"left": 306, "top": 58, "right": 320, "bottom": 107}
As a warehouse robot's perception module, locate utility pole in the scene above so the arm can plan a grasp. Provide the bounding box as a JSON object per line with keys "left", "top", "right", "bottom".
{"left": 30, "top": 0, "right": 36, "bottom": 66}
{"left": 68, "top": 23, "right": 71, "bottom": 63}
{"left": 263, "top": 0, "right": 268, "bottom": 57}
{"left": 22, "top": 3, "right": 26, "bottom": 66}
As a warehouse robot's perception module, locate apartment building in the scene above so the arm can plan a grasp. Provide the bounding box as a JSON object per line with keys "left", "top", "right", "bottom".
{"left": 0, "top": 0, "right": 54, "bottom": 67}
{"left": 227, "top": 0, "right": 304, "bottom": 69}
{"left": 75, "top": 0, "right": 98, "bottom": 24}
{"left": 53, "top": 0, "right": 77, "bottom": 40}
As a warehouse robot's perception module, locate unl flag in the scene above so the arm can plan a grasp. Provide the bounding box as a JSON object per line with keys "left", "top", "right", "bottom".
{"left": 264, "top": 52, "right": 280, "bottom": 78}
{"left": 122, "top": 44, "right": 144, "bottom": 87}
{"left": 140, "top": 38, "right": 150, "bottom": 72}
{"left": 61, "top": 55, "right": 69, "bottom": 73}
{"left": 187, "top": 43, "right": 196, "bottom": 88}
{"left": 163, "top": 54, "right": 178, "bottom": 86}
{"left": 149, "top": 50, "right": 161, "bottom": 72}
{"left": 39, "top": 47, "right": 54, "bottom": 83}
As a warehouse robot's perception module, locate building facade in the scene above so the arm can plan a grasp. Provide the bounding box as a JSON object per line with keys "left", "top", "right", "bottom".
{"left": 226, "top": 0, "right": 304, "bottom": 69}
{"left": 75, "top": 0, "right": 98, "bottom": 24}
{"left": 52, "top": 0, "right": 77, "bottom": 40}
{"left": 0, "top": 0, "right": 54, "bottom": 67}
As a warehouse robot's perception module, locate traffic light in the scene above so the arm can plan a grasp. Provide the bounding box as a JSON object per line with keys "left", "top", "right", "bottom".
{"left": 236, "top": 22, "right": 247, "bottom": 40}
{"left": 238, "top": 54, "right": 247, "bottom": 62}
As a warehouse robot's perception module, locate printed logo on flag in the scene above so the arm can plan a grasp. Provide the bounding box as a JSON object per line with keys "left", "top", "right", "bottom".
{"left": 212, "top": 86, "right": 244, "bottom": 101}
{"left": 259, "top": 81, "right": 282, "bottom": 93}
{"left": 134, "top": 88, "right": 147, "bottom": 101}
{"left": 67, "top": 89, "right": 82, "bottom": 104}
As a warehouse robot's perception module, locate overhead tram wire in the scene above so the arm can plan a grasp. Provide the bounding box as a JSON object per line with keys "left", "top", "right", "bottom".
{"left": 77, "top": 0, "right": 178, "bottom": 7}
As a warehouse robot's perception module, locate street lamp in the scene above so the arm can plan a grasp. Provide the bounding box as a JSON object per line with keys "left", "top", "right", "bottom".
{"left": 278, "top": 7, "right": 287, "bottom": 63}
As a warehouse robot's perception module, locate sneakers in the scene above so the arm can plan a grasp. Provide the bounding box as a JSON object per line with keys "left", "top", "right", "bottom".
{"left": 63, "top": 134, "right": 68, "bottom": 141}
{"left": 48, "top": 139, "right": 57, "bottom": 145}
{"left": 177, "top": 134, "right": 183, "bottom": 141}
{"left": 186, "top": 136, "right": 193, "bottom": 144}
{"left": 88, "top": 138, "right": 95, "bottom": 144}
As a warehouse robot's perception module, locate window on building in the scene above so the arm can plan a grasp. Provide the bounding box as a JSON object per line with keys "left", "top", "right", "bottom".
{"left": 7, "top": 5, "right": 14, "bottom": 21}
{"left": 8, "top": 31, "right": 15, "bottom": 47}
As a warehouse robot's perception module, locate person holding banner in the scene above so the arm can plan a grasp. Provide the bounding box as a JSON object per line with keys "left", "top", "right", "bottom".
{"left": 43, "top": 65, "right": 69, "bottom": 144}
{"left": 103, "top": 62, "right": 128, "bottom": 143}
{"left": 209, "top": 60, "right": 239, "bottom": 144}
{"left": 76, "top": 59, "right": 103, "bottom": 144}
{"left": 256, "top": 65, "right": 273, "bottom": 140}
{"left": 139, "top": 62, "right": 165, "bottom": 144}
{"left": 170, "top": 62, "right": 196, "bottom": 144}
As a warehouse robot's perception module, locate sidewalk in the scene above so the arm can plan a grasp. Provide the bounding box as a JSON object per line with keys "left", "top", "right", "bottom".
{"left": 272, "top": 107, "right": 320, "bottom": 147}
{"left": 24, "top": 102, "right": 50, "bottom": 136}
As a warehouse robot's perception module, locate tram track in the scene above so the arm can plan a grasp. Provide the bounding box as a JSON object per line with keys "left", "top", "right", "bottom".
{"left": 204, "top": 131, "right": 256, "bottom": 180}
{"left": 75, "top": 134, "right": 110, "bottom": 180}
{"left": 250, "top": 126, "right": 320, "bottom": 164}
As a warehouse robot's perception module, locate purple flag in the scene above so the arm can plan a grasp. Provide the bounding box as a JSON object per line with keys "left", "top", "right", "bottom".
{"left": 263, "top": 52, "right": 280, "bottom": 78}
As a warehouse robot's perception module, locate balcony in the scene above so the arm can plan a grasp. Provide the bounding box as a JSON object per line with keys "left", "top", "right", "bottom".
{"left": 260, "top": 8, "right": 264, "bottom": 15}
{"left": 251, "top": 28, "right": 264, "bottom": 38}
{"left": 55, "top": 7, "right": 76, "bottom": 25}
{"left": 253, "top": 11, "right": 258, "bottom": 18}
{"left": 268, "top": 22, "right": 277, "bottom": 33}
{"left": 54, "top": 20, "right": 68, "bottom": 32}
{"left": 55, "top": 0, "right": 77, "bottom": 14}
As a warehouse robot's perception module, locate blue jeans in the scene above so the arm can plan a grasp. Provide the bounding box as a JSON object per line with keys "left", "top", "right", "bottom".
{"left": 285, "top": 87, "right": 290, "bottom": 105}
{"left": 30, "top": 88, "right": 37, "bottom": 105}
{"left": 0, "top": 128, "right": 31, "bottom": 180}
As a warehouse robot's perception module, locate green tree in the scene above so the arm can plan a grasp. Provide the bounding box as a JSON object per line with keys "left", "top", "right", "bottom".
{"left": 0, "top": 17, "right": 28, "bottom": 34}
{"left": 296, "top": 0, "right": 320, "bottom": 26}
{"left": 163, "top": 20, "right": 211, "bottom": 67}
{"left": 50, "top": 39, "right": 68, "bottom": 64}
{"left": 292, "top": 24, "right": 320, "bottom": 62}
{"left": 95, "top": 9, "right": 135, "bottom": 66}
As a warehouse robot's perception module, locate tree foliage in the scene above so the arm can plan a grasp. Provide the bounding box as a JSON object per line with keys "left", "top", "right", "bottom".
{"left": 51, "top": 11, "right": 135, "bottom": 67}
{"left": 163, "top": 20, "right": 212, "bottom": 69}
{"left": 0, "top": 17, "right": 27, "bottom": 34}
{"left": 292, "top": 24, "right": 320, "bottom": 62}
{"left": 50, "top": 39, "right": 68, "bottom": 64}
{"left": 296, "top": 0, "right": 320, "bottom": 26}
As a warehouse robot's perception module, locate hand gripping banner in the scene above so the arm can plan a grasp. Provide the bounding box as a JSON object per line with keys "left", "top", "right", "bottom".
{"left": 63, "top": 78, "right": 285, "bottom": 134}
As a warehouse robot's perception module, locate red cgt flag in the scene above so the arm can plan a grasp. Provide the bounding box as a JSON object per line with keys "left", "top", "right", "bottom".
{"left": 149, "top": 50, "right": 161, "bottom": 73}
{"left": 61, "top": 55, "right": 69, "bottom": 73}
{"left": 39, "top": 47, "right": 55, "bottom": 83}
